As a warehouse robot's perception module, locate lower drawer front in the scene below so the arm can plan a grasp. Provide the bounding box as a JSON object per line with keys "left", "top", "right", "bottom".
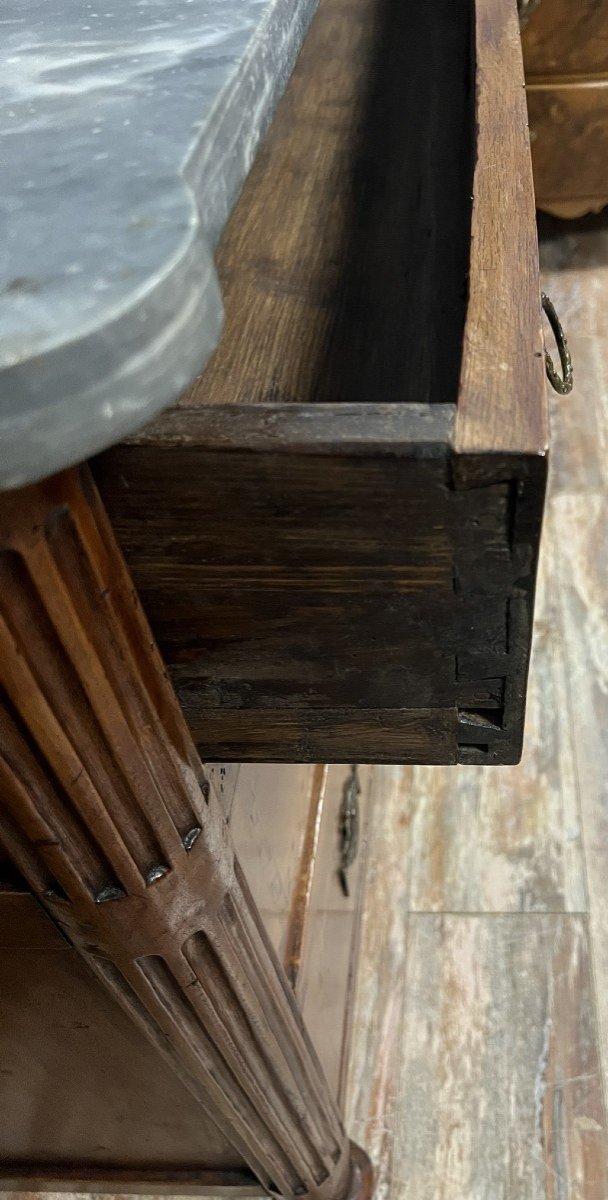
{"left": 527, "top": 83, "right": 608, "bottom": 212}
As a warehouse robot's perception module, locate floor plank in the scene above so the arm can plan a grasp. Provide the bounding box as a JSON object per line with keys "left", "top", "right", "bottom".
{"left": 345, "top": 783, "right": 608, "bottom": 1200}
{"left": 552, "top": 492, "right": 608, "bottom": 1107}
{"left": 540, "top": 217, "right": 608, "bottom": 496}
{"left": 390, "top": 915, "right": 607, "bottom": 1200}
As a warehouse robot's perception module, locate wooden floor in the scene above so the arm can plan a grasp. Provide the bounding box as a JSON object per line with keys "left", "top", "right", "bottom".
{"left": 2, "top": 219, "right": 608, "bottom": 1200}
{"left": 346, "top": 214, "right": 608, "bottom": 1199}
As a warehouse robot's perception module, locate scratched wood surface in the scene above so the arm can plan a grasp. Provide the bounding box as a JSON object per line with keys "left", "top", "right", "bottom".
{"left": 552, "top": 494, "right": 608, "bottom": 1114}
{"left": 540, "top": 218, "right": 608, "bottom": 1104}
{"left": 454, "top": 0, "right": 547, "bottom": 455}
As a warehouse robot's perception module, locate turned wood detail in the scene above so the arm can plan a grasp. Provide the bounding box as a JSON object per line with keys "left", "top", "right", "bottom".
{"left": 0, "top": 467, "right": 371, "bottom": 1200}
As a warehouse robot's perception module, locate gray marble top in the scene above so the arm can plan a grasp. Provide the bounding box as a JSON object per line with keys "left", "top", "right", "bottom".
{"left": 0, "top": 0, "right": 316, "bottom": 489}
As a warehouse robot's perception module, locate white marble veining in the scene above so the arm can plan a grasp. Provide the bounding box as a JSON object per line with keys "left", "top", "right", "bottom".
{"left": 0, "top": 0, "right": 317, "bottom": 488}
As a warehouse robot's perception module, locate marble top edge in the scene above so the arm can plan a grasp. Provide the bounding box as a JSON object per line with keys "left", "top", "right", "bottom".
{"left": 0, "top": 0, "right": 318, "bottom": 488}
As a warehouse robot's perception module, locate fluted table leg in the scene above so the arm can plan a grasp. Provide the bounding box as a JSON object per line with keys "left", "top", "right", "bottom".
{"left": 0, "top": 466, "right": 372, "bottom": 1200}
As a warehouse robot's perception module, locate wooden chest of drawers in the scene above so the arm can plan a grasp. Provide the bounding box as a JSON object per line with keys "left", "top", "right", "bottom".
{"left": 95, "top": 0, "right": 547, "bottom": 768}
{"left": 0, "top": 0, "right": 547, "bottom": 1196}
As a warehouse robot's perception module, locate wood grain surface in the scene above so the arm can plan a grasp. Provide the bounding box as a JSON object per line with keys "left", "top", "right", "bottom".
{"left": 391, "top": 915, "right": 606, "bottom": 1200}
{"left": 455, "top": 0, "right": 547, "bottom": 454}
{"left": 528, "top": 83, "right": 608, "bottom": 211}
{"left": 95, "top": 0, "right": 547, "bottom": 766}
{"left": 181, "top": 0, "right": 473, "bottom": 412}
{"left": 522, "top": 0, "right": 608, "bottom": 79}
{"left": 0, "top": 469, "right": 362, "bottom": 1200}
{"left": 552, "top": 493, "right": 608, "bottom": 1106}
{"left": 539, "top": 215, "right": 608, "bottom": 494}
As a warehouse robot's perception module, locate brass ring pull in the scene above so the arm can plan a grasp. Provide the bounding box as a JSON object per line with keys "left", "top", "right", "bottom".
{"left": 541, "top": 292, "right": 573, "bottom": 395}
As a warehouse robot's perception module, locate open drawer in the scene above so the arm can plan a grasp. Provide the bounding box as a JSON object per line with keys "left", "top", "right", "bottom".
{"left": 95, "top": 0, "right": 548, "bottom": 766}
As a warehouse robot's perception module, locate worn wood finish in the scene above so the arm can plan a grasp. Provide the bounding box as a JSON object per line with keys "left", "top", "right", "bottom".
{"left": 455, "top": 0, "right": 546, "bottom": 455}
{"left": 0, "top": 1151, "right": 371, "bottom": 1200}
{"left": 522, "top": 1, "right": 608, "bottom": 217}
{"left": 180, "top": 0, "right": 474, "bottom": 412}
{"left": 536, "top": 223, "right": 608, "bottom": 490}
{"left": 552, "top": 493, "right": 608, "bottom": 1104}
{"left": 0, "top": 760, "right": 370, "bottom": 1188}
{"left": 344, "top": 766, "right": 607, "bottom": 1195}
{"left": 523, "top": 0, "right": 608, "bottom": 77}
{"left": 0, "top": 468, "right": 370, "bottom": 1200}
{"left": 97, "top": 427, "right": 546, "bottom": 765}
{"left": 284, "top": 765, "right": 329, "bottom": 987}
{"left": 527, "top": 83, "right": 608, "bottom": 214}
{"left": 0, "top": 1170, "right": 260, "bottom": 1197}
{"left": 391, "top": 915, "right": 608, "bottom": 1199}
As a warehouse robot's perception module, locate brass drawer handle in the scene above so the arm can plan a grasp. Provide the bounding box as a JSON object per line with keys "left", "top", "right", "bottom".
{"left": 542, "top": 292, "right": 573, "bottom": 395}
{"left": 339, "top": 765, "right": 360, "bottom": 898}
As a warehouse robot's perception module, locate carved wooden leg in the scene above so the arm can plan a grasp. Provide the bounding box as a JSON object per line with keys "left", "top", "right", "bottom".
{"left": 0, "top": 467, "right": 372, "bottom": 1200}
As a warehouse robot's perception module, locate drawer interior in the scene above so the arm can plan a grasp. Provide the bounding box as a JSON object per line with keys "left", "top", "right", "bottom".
{"left": 96, "top": 0, "right": 546, "bottom": 767}
{"left": 181, "top": 0, "right": 474, "bottom": 413}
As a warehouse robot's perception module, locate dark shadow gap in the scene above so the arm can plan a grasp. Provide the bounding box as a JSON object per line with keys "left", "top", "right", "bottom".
{"left": 311, "top": 0, "right": 475, "bottom": 405}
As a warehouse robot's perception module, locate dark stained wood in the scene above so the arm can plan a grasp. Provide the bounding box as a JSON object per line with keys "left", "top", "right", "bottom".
{"left": 189, "top": 710, "right": 458, "bottom": 767}
{"left": 522, "top": 0, "right": 608, "bottom": 78}
{"left": 97, "top": 430, "right": 546, "bottom": 765}
{"left": 0, "top": 889, "right": 67, "bottom": 950}
{"left": 130, "top": 403, "right": 455, "bottom": 456}
{"left": 0, "top": 467, "right": 370, "bottom": 1200}
{"left": 181, "top": 0, "right": 474, "bottom": 412}
{"left": 454, "top": 0, "right": 547, "bottom": 455}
